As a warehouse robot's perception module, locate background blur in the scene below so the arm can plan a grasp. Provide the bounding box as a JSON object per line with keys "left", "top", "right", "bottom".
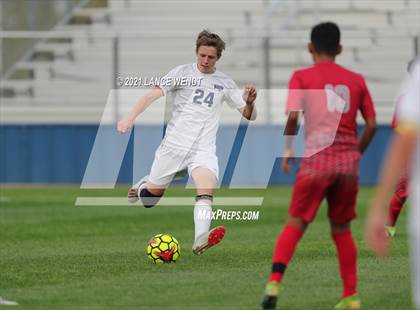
{"left": 1, "top": 0, "right": 419, "bottom": 185}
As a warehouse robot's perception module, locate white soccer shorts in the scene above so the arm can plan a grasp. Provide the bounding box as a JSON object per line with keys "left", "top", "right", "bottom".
{"left": 148, "top": 144, "right": 219, "bottom": 187}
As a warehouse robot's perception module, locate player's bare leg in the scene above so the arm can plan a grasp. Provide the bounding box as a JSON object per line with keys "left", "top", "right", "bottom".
{"left": 287, "top": 215, "right": 309, "bottom": 231}
{"left": 191, "top": 167, "right": 225, "bottom": 255}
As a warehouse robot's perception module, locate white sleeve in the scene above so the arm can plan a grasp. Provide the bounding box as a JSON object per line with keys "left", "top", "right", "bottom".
{"left": 224, "top": 80, "right": 246, "bottom": 109}
{"left": 397, "top": 60, "right": 419, "bottom": 127}
{"left": 159, "top": 65, "right": 185, "bottom": 96}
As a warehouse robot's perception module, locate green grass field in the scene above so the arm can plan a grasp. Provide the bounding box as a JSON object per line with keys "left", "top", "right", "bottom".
{"left": 0, "top": 186, "right": 413, "bottom": 309}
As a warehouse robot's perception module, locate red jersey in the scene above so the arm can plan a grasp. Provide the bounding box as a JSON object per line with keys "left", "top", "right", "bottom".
{"left": 286, "top": 61, "right": 376, "bottom": 174}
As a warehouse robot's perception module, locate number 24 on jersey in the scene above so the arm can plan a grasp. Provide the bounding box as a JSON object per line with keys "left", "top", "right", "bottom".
{"left": 192, "top": 88, "right": 215, "bottom": 107}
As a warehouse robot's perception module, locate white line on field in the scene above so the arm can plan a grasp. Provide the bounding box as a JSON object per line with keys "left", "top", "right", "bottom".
{"left": 75, "top": 197, "right": 264, "bottom": 207}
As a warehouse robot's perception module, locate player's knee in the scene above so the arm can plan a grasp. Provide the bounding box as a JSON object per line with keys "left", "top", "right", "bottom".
{"left": 330, "top": 220, "right": 350, "bottom": 233}
{"left": 196, "top": 194, "right": 213, "bottom": 205}
{"left": 139, "top": 188, "right": 162, "bottom": 208}
{"left": 287, "top": 216, "right": 308, "bottom": 231}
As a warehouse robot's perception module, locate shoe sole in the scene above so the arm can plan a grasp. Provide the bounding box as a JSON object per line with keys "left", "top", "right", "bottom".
{"left": 193, "top": 226, "right": 225, "bottom": 255}
{"left": 128, "top": 178, "right": 148, "bottom": 203}
{"left": 261, "top": 296, "right": 277, "bottom": 310}
{"left": 128, "top": 188, "right": 139, "bottom": 203}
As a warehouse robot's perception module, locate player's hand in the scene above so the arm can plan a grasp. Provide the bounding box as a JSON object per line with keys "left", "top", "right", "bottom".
{"left": 281, "top": 149, "right": 295, "bottom": 174}
{"left": 243, "top": 85, "right": 257, "bottom": 105}
{"left": 117, "top": 118, "right": 134, "bottom": 134}
{"left": 365, "top": 206, "right": 390, "bottom": 257}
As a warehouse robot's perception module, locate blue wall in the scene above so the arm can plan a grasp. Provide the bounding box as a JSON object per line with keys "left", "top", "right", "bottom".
{"left": 0, "top": 124, "right": 393, "bottom": 185}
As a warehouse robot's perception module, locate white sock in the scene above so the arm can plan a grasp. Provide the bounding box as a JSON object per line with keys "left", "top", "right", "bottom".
{"left": 193, "top": 202, "right": 212, "bottom": 241}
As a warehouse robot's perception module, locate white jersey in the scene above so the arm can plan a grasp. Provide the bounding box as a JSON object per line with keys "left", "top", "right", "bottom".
{"left": 397, "top": 60, "right": 419, "bottom": 209}
{"left": 396, "top": 59, "right": 420, "bottom": 309}
{"left": 158, "top": 63, "right": 246, "bottom": 153}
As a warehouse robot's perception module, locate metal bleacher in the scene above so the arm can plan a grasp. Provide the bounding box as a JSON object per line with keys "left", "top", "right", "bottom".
{"left": 0, "top": 0, "right": 419, "bottom": 124}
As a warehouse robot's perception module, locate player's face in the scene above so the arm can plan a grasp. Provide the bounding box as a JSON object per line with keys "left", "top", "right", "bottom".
{"left": 196, "top": 46, "right": 218, "bottom": 74}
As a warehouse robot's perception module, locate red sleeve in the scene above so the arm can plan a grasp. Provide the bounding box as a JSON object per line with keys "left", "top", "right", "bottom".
{"left": 359, "top": 77, "right": 376, "bottom": 120}
{"left": 286, "top": 71, "right": 304, "bottom": 113}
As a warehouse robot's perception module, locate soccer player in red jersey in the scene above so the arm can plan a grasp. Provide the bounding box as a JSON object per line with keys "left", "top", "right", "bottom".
{"left": 385, "top": 59, "right": 416, "bottom": 237}
{"left": 261, "top": 22, "right": 377, "bottom": 310}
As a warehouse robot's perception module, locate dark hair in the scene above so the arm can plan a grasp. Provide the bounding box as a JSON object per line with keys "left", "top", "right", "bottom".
{"left": 196, "top": 30, "right": 226, "bottom": 58}
{"left": 310, "top": 22, "right": 341, "bottom": 56}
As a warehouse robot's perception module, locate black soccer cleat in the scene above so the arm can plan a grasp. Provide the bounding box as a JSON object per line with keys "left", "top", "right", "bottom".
{"left": 261, "top": 295, "right": 277, "bottom": 310}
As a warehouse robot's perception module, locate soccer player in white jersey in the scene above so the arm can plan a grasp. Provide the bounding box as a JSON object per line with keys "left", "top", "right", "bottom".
{"left": 365, "top": 59, "right": 419, "bottom": 309}
{"left": 117, "top": 30, "right": 257, "bottom": 256}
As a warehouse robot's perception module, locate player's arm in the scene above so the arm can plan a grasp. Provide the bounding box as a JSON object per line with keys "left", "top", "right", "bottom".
{"left": 282, "top": 111, "right": 301, "bottom": 174}
{"left": 366, "top": 61, "right": 419, "bottom": 255}
{"left": 117, "top": 86, "right": 164, "bottom": 134}
{"left": 281, "top": 70, "right": 303, "bottom": 173}
{"left": 365, "top": 130, "right": 416, "bottom": 256}
{"left": 358, "top": 117, "right": 376, "bottom": 153}
{"left": 239, "top": 85, "right": 257, "bottom": 120}
{"left": 357, "top": 76, "right": 377, "bottom": 153}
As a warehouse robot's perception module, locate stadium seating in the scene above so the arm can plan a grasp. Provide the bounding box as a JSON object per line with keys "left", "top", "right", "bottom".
{"left": 1, "top": 0, "right": 419, "bottom": 124}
